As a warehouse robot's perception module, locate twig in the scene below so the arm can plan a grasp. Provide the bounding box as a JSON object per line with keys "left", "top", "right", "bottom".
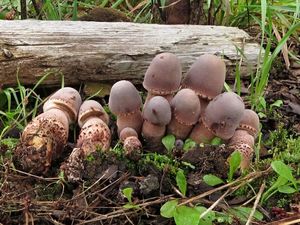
{"left": 245, "top": 181, "right": 265, "bottom": 225}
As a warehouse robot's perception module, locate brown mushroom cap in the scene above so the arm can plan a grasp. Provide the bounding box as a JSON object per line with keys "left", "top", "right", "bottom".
{"left": 43, "top": 87, "right": 82, "bottom": 123}
{"left": 204, "top": 92, "right": 245, "bottom": 140}
{"left": 108, "top": 80, "right": 142, "bottom": 115}
{"left": 119, "top": 127, "right": 138, "bottom": 142}
{"left": 143, "top": 53, "right": 182, "bottom": 95}
{"left": 182, "top": 54, "right": 226, "bottom": 100}
{"left": 143, "top": 96, "right": 171, "bottom": 125}
{"left": 171, "top": 88, "right": 201, "bottom": 125}
{"left": 238, "top": 109, "right": 260, "bottom": 137}
{"left": 78, "top": 100, "right": 109, "bottom": 127}
{"left": 229, "top": 130, "right": 255, "bottom": 147}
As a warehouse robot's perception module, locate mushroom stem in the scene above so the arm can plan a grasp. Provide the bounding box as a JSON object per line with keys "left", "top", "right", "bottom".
{"left": 145, "top": 93, "right": 173, "bottom": 104}
{"left": 189, "top": 120, "right": 215, "bottom": 144}
{"left": 14, "top": 108, "right": 69, "bottom": 174}
{"left": 117, "top": 111, "right": 143, "bottom": 135}
{"left": 142, "top": 120, "right": 166, "bottom": 144}
{"left": 167, "top": 119, "right": 194, "bottom": 140}
{"left": 199, "top": 98, "right": 209, "bottom": 115}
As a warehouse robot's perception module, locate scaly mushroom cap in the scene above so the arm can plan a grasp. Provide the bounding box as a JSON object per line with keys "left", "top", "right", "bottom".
{"left": 204, "top": 92, "right": 245, "bottom": 140}
{"left": 182, "top": 54, "right": 226, "bottom": 100}
{"left": 109, "top": 80, "right": 142, "bottom": 115}
{"left": 119, "top": 127, "right": 138, "bottom": 142}
{"left": 78, "top": 100, "right": 109, "bottom": 127}
{"left": 238, "top": 109, "right": 260, "bottom": 137}
{"left": 143, "top": 53, "right": 182, "bottom": 95}
{"left": 228, "top": 130, "right": 255, "bottom": 147}
{"left": 14, "top": 108, "right": 69, "bottom": 174}
{"left": 43, "top": 87, "right": 82, "bottom": 123}
{"left": 171, "top": 89, "right": 201, "bottom": 125}
{"left": 143, "top": 96, "right": 171, "bottom": 125}
{"left": 77, "top": 117, "right": 111, "bottom": 155}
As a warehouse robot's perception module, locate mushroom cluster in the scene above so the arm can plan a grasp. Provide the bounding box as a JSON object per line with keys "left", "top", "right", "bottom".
{"left": 14, "top": 52, "right": 260, "bottom": 175}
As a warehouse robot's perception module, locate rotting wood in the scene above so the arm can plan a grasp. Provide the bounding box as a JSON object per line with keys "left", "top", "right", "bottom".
{"left": 0, "top": 20, "right": 262, "bottom": 87}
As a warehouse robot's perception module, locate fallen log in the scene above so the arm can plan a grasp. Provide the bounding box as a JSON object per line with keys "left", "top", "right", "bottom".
{"left": 0, "top": 20, "right": 262, "bottom": 87}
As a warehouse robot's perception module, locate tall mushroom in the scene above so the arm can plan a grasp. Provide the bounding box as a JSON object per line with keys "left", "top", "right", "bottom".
{"left": 228, "top": 109, "right": 260, "bottom": 169}
{"left": 142, "top": 96, "right": 171, "bottom": 146}
{"left": 109, "top": 80, "right": 143, "bottom": 135}
{"left": 14, "top": 87, "right": 82, "bottom": 174}
{"left": 167, "top": 89, "right": 201, "bottom": 139}
{"left": 143, "top": 53, "right": 182, "bottom": 103}
{"left": 182, "top": 54, "right": 226, "bottom": 114}
{"left": 190, "top": 92, "right": 245, "bottom": 144}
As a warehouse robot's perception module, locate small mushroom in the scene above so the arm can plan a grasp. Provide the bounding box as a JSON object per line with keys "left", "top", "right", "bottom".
{"left": 14, "top": 108, "right": 69, "bottom": 174}
{"left": 190, "top": 92, "right": 245, "bottom": 143}
{"left": 182, "top": 54, "right": 226, "bottom": 113}
{"left": 43, "top": 87, "right": 82, "bottom": 123}
{"left": 167, "top": 89, "right": 201, "bottom": 139}
{"left": 143, "top": 53, "right": 182, "bottom": 103}
{"left": 142, "top": 96, "right": 171, "bottom": 145}
{"left": 109, "top": 80, "right": 143, "bottom": 134}
{"left": 120, "top": 127, "right": 142, "bottom": 158}
{"left": 78, "top": 100, "right": 109, "bottom": 127}
{"left": 227, "top": 109, "right": 260, "bottom": 169}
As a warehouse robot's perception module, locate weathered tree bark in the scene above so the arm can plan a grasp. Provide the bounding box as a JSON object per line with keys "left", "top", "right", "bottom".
{"left": 0, "top": 21, "right": 262, "bottom": 87}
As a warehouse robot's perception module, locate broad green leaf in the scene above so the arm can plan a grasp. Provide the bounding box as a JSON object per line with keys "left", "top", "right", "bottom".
{"left": 278, "top": 185, "right": 297, "bottom": 194}
{"left": 176, "top": 170, "right": 187, "bottom": 196}
{"left": 270, "top": 100, "right": 283, "bottom": 109}
{"left": 160, "top": 199, "right": 178, "bottom": 218}
{"left": 228, "top": 207, "right": 263, "bottom": 222}
{"left": 271, "top": 161, "right": 297, "bottom": 187}
{"left": 228, "top": 151, "right": 241, "bottom": 182}
{"left": 122, "top": 187, "right": 133, "bottom": 203}
{"left": 174, "top": 206, "right": 200, "bottom": 225}
{"left": 162, "top": 134, "right": 175, "bottom": 152}
{"left": 203, "top": 174, "right": 224, "bottom": 186}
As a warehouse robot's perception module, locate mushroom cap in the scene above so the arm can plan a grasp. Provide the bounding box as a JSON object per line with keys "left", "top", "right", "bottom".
{"left": 77, "top": 117, "right": 111, "bottom": 153}
{"left": 204, "top": 92, "right": 245, "bottom": 140}
{"left": 171, "top": 88, "right": 201, "bottom": 125}
{"left": 238, "top": 109, "right": 260, "bottom": 137}
{"left": 229, "top": 130, "right": 255, "bottom": 147}
{"left": 182, "top": 54, "right": 226, "bottom": 100}
{"left": 108, "top": 80, "right": 142, "bottom": 115}
{"left": 78, "top": 100, "right": 109, "bottom": 127}
{"left": 120, "top": 127, "right": 138, "bottom": 142}
{"left": 43, "top": 87, "right": 82, "bottom": 123}
{"left": 143, "top": 53, "right": 182, "bottom": 95}
{"left": 143, "top": 96, "right": 171, "bottom": 125}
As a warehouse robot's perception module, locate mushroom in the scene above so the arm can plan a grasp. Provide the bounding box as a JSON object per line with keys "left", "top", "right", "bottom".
{"left": 43, "top": 87, "right": 82, "bottom": 123}
{"left": 61, "top": 100, "right": 111, "bottom": 182}
{"left": 227, "top": 109, "right": 260, "bottom": 169}
{"left": 142, "top": 96, "right": 171, "bottom": 146}
{"left": 167, "top": 89, "right": 201, "bottom": 139}
{"left": 182, "top": 54, "right": 226, "bottom": 113}
{"left": 14, "top": 108, "right": 69, "bottom": 174}
{"left": 120, "top": 127, "right": 142, "bottom": 158}
{"left": 76, "top": 100, "right": 111, "bottom": 154}
{"left": 143, "top": 53, "right": 182, "bottom": 103}
{"left": 190, "top": 92, "right": 245, "bottom": 143}
{"left": 108, "top": 80, "right": 143, "bottom": 135}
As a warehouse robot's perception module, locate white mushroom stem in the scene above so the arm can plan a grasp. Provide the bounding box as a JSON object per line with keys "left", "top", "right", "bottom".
{"left": 117, "top": 111, "right": 143, "bottom": 135}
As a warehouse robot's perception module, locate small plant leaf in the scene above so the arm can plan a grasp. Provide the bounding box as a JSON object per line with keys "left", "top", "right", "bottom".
{"left": 162, "top": 134, "right": 175, "bottom": 152}
{"left": 278, "top": 185, "right": 297, "bottom": 194}
{"left": 176, "top": 170, "right": 187, "bottom": 196}
{"left": 174, "top": 206, "right": 200, "bottom": 225}
{"left": 270, "top": 100, "right": 283, "bottom": 109}
{"left": 183, "top": 138, "right": 196, "bottom": 151}
{"left": 228, "top": 151, "right": 241, "bottom": 182}
{"left": 203, "top": 174, "right": 224, "bottom": 186}
{"left": 122, "top": 187, "right": 133, "bottom": 203}
{"left": 160, "top": 199, "right": 178, "bottom": 218}
{"left": 271, "top": 160, "right": 297, "bottom": 187}
{"left": 228, "top": 206, "right": 263, "bottom": 222}
{"left": 123, "top": 203, "right": 140, "bottom": 209}
{"left": 195, "top": 206, "right": 215, "bottom": 225}
{"left": 210, "top": 137, "right": 222, "bottom": 146}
